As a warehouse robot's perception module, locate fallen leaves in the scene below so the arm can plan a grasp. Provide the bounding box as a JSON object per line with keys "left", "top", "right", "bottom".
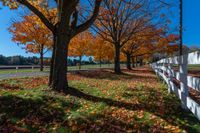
{"left": 0, "top": 67, "right": 199, "bottom": 132}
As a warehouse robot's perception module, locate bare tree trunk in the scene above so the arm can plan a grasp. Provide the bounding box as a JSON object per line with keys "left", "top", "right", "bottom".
{"left": 139, "top": 59, "right": 143, "bottom": 66}
{"left": 51, "top": 31, "right": 69, "bottom": 92}
{"left": 40, "top": 44, "right": 44, "bottom": 72}
{"left": 49, "top": 34, "right": 56, "bottom": 86}
{"left": 126, "top": 53, "right": 131, "bottom": 70}
{"left": 132, "top": 57, "right": 135, "bottom": 68}
{"left": 99, "top": 60, "right": 101, "bottom": 68}
{"left": 99, "top": 56, "right": 102, "bottom": 68}
{"left": 135, "top": 56, "right": 138, "bottom": 67}
{"left": 114, "top": 45, "right": 121, "bottom": 74}
{"left": 79, "top": 56, "right": 82, "bottom": 70}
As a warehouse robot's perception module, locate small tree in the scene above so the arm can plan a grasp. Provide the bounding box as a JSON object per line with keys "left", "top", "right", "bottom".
{"left": 69, "top": 31, "right": 93, "bottom": 69}
{"left": 91, "top": 36, "right": 114, "bottom": 67}
{"left": 121, "top": 26, "right": 164, "bottom": 69}
{"left": 9, "top": 15, "right": 52, "bottom": 71}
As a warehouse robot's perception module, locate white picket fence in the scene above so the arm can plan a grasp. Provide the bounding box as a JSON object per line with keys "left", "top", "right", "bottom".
{"left": 151, "top": 51, "right": 200, "bottom": 121}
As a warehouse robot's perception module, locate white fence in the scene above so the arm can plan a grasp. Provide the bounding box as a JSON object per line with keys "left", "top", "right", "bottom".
{"left": 151, "top": 51, "right": 200, "bottom": 121}
{"left": 0, "top": 65, "right": 50, "bottom": 70}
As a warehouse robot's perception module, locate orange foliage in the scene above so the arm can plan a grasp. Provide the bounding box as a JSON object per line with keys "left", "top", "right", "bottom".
{"left": 9, "top": 14, "right": 52, "bottom": 54}
{"left": 91, "top": 36, "right": 114, "bottom": 62}
{"left": 69, "top": 31, "right": 94, "bottom": 58}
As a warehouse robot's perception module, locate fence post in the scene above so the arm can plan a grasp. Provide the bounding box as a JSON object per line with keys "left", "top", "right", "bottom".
{"left": 179, "top": 55, "right": 189, "bottom": 109}
{"left": 154, "top": 63, "right": 158, "bottom": 77}
{"left": 167, "top": 63, "right": 173, "bottom": 93}
{"left": 162, "top": 63, "right": 165, "bottom": 84}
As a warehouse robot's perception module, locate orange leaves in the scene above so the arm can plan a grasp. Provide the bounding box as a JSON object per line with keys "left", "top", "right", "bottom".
{"left": 9, "top": 14, "right": 53, "bottom": 54}
{"left": 91, "top": 36, "right": 114, "bottom": 62}
{"left": 156, "top": 34, "right": 179, "bottom": 55}
{"left": 69, "top": 31, "right": 94, "bottom": 57}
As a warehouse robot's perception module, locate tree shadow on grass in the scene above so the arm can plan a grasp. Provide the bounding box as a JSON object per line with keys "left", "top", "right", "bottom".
{"left": 73, "top": 113, "right": 169, "bottom": 132}
{"left": 0, "top": 95, "right": 80, "bottom": 132}
{"left": 74, "top": 69, "right": 157, "bottom": 81}
{"left": 126, "top": 87, "right": 200, "bottom": 132}
{"left": 122, "top": 68, "right": 155, "bottom": 74}
{"left": 68, "top": 87, "right": 200, "bottom": 133}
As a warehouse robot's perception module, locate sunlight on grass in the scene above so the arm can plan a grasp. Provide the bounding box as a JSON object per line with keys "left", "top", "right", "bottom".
{"left": 0, "top": 68, "right": 200, "bottom": 132}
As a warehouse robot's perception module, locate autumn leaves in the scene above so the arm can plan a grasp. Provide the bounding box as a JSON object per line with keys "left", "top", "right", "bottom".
{"left": 2, "top": 0, "right": 179, "bottom": 91}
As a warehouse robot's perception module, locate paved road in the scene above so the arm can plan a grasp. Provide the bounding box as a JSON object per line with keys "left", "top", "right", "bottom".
{"left": 0, "top": 72, "right": 49, "bottom": 80}
{"left": 0, "top": 69, "right": 102, "bottom": 80}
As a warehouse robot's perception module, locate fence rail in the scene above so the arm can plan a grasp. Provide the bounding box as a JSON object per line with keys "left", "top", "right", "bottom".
{"left": 0, "top": 64, "right": 127, "bottom": 71}
{"left": 0, "top": 65, "right": 50, "bottom": 70}
{"left": 151, "top": 51, "right": 200, "bottom": 121}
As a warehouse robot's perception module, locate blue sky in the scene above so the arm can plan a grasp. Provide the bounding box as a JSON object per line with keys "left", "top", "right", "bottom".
{"left": 183, "top": 0, "right": 200, "bottom": 47}
{"left": 0, "top": 0, "right": 199, "bottom": 57}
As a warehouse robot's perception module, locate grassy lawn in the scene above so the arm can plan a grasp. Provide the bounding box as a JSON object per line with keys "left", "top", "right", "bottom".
{"left": 187, "top": 64, "right": 200, "bottom": 71}
{"left": 0, "top": 67, "right": 199, "bottom": 132}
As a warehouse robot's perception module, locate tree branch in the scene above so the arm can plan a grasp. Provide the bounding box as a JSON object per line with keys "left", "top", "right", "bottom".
{"left": 72, "top": 0, "right": 102, "bottom": 37}
{"left": 16, "top": 0, "right": 55, "bottom": 33}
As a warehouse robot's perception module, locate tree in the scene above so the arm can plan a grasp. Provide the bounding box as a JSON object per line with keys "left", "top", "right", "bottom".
{"left": 122, "top": 26, "right": 164, "bottom": 69}
{"left": 91, "top": 36, "right": 114, "bottom": 67}
{"left": 2, "top": 0, "right": 102, "bottom": 92}
{"left": 69, "top": 31, "right": 93, "bottom": 69}
{"left": 9, "top": 15, "right": 52, "bottom": 71}
{"left": 93, "top": 0, "right": 161, "bottom": 73}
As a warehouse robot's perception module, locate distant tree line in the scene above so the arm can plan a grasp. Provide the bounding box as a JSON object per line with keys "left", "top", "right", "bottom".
{"left": 0, "top": 55, "right": 98, "bottom": 66}
{"left": 0, "top": 55, "right": 40, "bottom": 65}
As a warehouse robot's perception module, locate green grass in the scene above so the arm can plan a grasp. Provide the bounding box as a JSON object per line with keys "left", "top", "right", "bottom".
{"left": 173, "top": 64, "right": 200, "bottom": 71}
{"left": 0, "top": 68, "right": 199, "bottom": 132}
{"left": 0, "top": 68, "right": 49, "bottom": 75}
{"left": 187, "top": 64, "right": 200, "bottom": 71}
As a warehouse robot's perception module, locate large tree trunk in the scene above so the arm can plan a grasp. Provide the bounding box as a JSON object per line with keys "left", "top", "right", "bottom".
{"left": 114, "top": 45, "right": 121, "bottom": 74}
{"left": 51, "top": 31, "right": 69, "bottom": 92}
{"left": 126, "top": 53, "right": 131, "bottom": 70}
{"left": 40, "top": 44, "right": 44, "bottom": 72}
{"left": 49, "top": 34, "right": 56, "bottom": 86}
{"left": 132, "top": 57, "right": 135, "bottom": 68}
